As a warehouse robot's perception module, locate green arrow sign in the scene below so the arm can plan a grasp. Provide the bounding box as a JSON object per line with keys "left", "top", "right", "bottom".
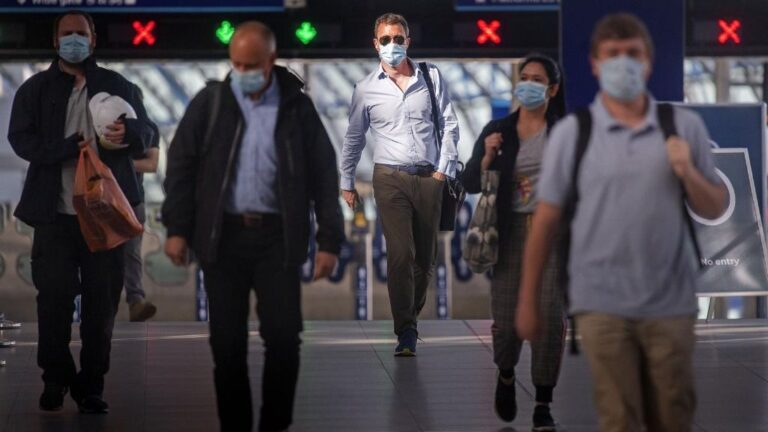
{"left": 216, "top": 20, "right": 235, "bottom": 45}
{"left": 295, "top": 22, "right": 317, "bottom": 45}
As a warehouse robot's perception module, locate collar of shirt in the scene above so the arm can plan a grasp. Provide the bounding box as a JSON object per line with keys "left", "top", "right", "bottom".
{"left": 230, "top": 73, "right": 280, "bottom": 114}
{"left": 593, "top": 92, "right": 659, "bottom": 134}
{"left": 376, "top": 58, "right": 421, "bottom": 81}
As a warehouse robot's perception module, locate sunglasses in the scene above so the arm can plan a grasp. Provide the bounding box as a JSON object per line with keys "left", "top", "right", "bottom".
{"left": 378, "top": 35, "right": 406, "bottom": 46}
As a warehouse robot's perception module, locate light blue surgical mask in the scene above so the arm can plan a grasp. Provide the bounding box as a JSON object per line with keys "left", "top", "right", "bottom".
{"left": 231, "top": 68, "right": 267, "bottom": 94}
{"left": 58, "top": 34, "right": 91, "bottom": 64}
{"left": 598, "top": 55, "right": 647, "bottom": 102}
{"left": 379, "top": 43, "right": 407, "bottom": 67}
{"left": 514, "top": 81, "right": 549, "bottom": 110}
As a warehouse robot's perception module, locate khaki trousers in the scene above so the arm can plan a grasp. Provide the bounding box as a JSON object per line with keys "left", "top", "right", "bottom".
{"left": 576, "top": 313, "right": 696, "bottom": 432}
{"left": 372, "top": 164, "right": 443, "bottom": 336}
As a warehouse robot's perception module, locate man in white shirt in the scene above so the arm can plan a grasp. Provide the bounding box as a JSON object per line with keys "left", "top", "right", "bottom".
{"left": 340, "top": 13, "right": 459, "bottom": 356}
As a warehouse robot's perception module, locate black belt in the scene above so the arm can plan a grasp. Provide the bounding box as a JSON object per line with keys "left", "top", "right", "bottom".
{"left": 379, "top": 163, "right": 435, "bottom": 176}
{"left": 223, "top": 212, "right": 282, "bottom": 229}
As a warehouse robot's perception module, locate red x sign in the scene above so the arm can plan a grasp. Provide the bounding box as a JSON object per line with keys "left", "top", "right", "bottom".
{"left": 476, "top": 19, "right": 501, "bottom": 45}
{"left": 717, "top": 19, "right": 741, "bottom": 45}
{"left": 132, "top": 20, "right": 156, "bottom": 46}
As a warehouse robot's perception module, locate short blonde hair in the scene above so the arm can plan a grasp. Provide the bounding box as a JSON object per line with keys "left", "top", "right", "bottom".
{"left": 373, "top": 13, "right": 409, "bottom": 37}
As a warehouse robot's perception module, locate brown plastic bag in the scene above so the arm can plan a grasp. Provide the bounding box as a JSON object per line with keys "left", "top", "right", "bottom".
{"left": 73, "top": 145, "right": 143, "bottom": 252}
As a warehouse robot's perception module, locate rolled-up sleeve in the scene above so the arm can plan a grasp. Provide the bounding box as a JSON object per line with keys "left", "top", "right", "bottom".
{"left": 434, "top": 66, "right": 459, "bottom": 178}
{"left": 340, "top": 83, "right": 369, "bottom": 190}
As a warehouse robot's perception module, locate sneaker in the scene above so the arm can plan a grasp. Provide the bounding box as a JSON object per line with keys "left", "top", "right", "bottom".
{"left": 532, "top": 404, "right": 557, "bottom": 431}
{"left": 494, "top": 372, "right": 517, "bottom": 422}
{"left": 75, "top": 394, "right": 110, "bottom": 414}
{"left": 394, "top": 329, "right": 417, "bottom": 357}
{"left": 0, "top": 318, "right": 21, "bottom": 330}
{"left": 39, "top": 383, "right": 68, "bottom": 411}
{"left": 129, "top": 300, "right": 157, "bottom": 322}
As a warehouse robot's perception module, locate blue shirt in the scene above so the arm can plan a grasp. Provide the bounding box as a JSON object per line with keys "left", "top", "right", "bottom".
{"left": 226, "top": 76, "right": 281, "bottom": 214}
{"left": 340, "top": 60, "right": 460, "bottom": 190}
{"left": 538, "top": 95, "right": 720, "bottom": 318}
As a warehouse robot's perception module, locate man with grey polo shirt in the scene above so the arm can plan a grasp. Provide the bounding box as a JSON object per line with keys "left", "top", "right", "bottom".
{"left": 340, "top": 13, "right": 459, "bottom": 357}
{"left": 516, "top": 14, "right": 726, "bottom": 432}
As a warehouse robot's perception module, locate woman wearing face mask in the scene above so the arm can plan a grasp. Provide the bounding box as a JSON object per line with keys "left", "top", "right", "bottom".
{"left": 463, "top": 54, "right": 565, "bottom": 431}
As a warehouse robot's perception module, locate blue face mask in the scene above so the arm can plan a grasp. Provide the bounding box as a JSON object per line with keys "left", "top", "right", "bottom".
{"left": 514, "top": 81, "right": 549, "bottom": 110}
{"left": 58, "top": 34, "right": 91, "bottom": 64}
{"left": 231, "top": 68, "right": 267, "bottom": 94}
{"left": 379, "top": 43, "right": 407, "bottom": 67}
{"left": 598, "top": 55, "right": 647, "bottom": 102}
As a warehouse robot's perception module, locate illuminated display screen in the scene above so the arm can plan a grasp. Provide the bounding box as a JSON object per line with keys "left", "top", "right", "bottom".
{"left": 0, "top": 0, "right": 283, "bottom": 13}
{"left": 3, "top": 1, "right": 765, "bottom": 59}
{"left": 686, "top": 1, "right": 768, "bottom": 56}
{"left": 455, "top": 0, "right": 559, "bottom": 12}
{"left": 0, "top": 12, "right": 559, "bottom": 59}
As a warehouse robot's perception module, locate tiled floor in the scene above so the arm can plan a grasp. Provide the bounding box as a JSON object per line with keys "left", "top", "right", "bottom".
{"left": 0, "top": 320, "right": 767, "bottom": 431}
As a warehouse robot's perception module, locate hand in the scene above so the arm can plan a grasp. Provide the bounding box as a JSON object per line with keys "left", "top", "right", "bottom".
{"left": 313, "top": 251, "right": 338, "bottom": 281}
{"left": 482, "top": 132, "right": 503, "bottom": 170}
{"left": 104, "top": 120, "right": 126, "bottom": 145}
{"left": 165, "top": 236, "right": 189, "bottom": 266}
{"left": 666, "top": 136, "right": 692, "bottom": 179}
{"left": 342, "top": 189, "right": 360, "bottom": 210}
{"left": 515, "top": 298, "right": 540, "bottom": 341}
{"left": 484, "top": 132, "right": 503, "bottom": 158}
{"left": 432, "top": 171, "right": 446, "bottom": 182}
{"left": 77, "top": 137, "right": 93, "bottom": 149}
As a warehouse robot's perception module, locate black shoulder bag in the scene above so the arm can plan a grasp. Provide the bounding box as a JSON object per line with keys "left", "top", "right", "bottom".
{"left": 419, "top": 62, "right": 466, "bottom": 232}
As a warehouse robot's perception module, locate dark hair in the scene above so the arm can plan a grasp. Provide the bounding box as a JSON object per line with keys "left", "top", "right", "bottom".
{"left": 590, "top": 13, "right": 654, "bottom": 60}
{"left": 374, "top": 13, "right": 409, "bottom": 37}
{"left": 518, "top": 53, "right": 565, "bottom": 119}
{"left": 53, "top": 10, "right": 96, "bottom": 37}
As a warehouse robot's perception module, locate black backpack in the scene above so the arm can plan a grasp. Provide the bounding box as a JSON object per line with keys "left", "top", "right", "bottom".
{"left": 560, "top": 103, "right": 702, "bottom": 354}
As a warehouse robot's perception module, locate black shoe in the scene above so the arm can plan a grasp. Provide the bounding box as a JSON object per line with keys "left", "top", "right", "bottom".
{"left": 75, "top": 394, "right": 109, "bottom": 414}
{"left": 394, "top": 329, "right": 417, "bottom": 357}
{"left": 39, "top": 383, "right": 68, "bottom": 411}
{"left": 494, "top": 373, "right": 517, "bottom": 422}
{"left": 532, "top": 404, "right": 557, "bottom": 431}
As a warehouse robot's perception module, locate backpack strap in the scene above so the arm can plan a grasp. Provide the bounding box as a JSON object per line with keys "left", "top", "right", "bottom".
{"left": 418, "top": 62, "right": 443, "bottom": 152}
{"left": 657, "top": 103, "right": 704, "bottom": 269}
{"left": 561, "top": 109, "right": 593, "bottom": 223}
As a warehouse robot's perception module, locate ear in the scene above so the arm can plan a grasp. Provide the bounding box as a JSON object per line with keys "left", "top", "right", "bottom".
{"left": 90, "top": 33, "right": 97, "bottom": 50}
{"left": 643, "top": 61, "right": 653, "bottom": 81}
{"left": 589, "top": 56, "right": 600, "bottom": 79}
{"left": 405, "top": 37, "right": 411, "bottom": 48}
{"left": 372, "top": 38, "right": 379, "bottom": 51}
{"left": 548, "top": 83, "right": 560, "bottom": 98}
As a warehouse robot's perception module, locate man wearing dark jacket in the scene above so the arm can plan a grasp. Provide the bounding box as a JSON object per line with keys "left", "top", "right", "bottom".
{"left": 162, "top": 21, "right": 344, "bottom": 432}
{"left": 7, "top": 11, "right": 154, "bottom": 414}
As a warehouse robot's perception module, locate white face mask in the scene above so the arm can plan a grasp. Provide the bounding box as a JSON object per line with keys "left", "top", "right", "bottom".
{"left": 231, "top": 68, "right": 267, "bottom": 94}
{"left": 378, "top": 43, "right": 407, "bottom": 67}
{"left": 598, "top": 55, "right": 647, "bottom": 101}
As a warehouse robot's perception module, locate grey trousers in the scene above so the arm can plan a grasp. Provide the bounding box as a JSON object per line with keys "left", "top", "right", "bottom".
{"left": 491, "top": 212, "right": 566, "bottom": 399}
{"left": 372, "top": 164, "right": 443, "bottom": 336}
{"left": 124, "top": 203, "right": 146, "bottom": 305}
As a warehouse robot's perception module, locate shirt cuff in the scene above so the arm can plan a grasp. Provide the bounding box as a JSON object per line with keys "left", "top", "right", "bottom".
{"left": 340, "top": 175, "right": 356, "bottom": 191}
{"left": 437, "top": 157, "right": 457, "bottom": 179}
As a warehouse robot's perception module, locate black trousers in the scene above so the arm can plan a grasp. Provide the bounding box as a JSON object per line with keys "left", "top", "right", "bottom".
{"left": 201, "top": 215, "right": 303, "bottom": 432}
{"left": 32, "top": 214, "right": 125, "bottom": 396}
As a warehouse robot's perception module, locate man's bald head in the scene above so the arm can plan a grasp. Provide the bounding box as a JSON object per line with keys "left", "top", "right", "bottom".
{"left": 229, "top": 21, "right": 276, "bottom": 58}
{"left": 229, "top": 21, "right": 278, "bottom": 96}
